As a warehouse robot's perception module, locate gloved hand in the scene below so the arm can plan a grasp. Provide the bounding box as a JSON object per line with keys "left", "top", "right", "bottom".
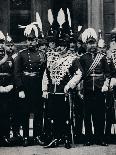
{"left": 101, "top": 85, "right": 108, "bottom": 92}
{"left": 4, "top": 85, "right": 13, "bottom": 92}
{"left": 64, "top": 84, "right": 70, "bottom": 96}
{"left": 78, "top": 91, "right": 84, "bottom": 100}
{"left": 0, "top": 86, "right": 5, "bottom": 93}
{"left": 19, "top": 91, "right": 25, "bottom": 98}
{"left": 110, "top": 78, "right": 116, "bottom": 89}
{"left": 42, "top": 91, "right": 48, "bottom": 99}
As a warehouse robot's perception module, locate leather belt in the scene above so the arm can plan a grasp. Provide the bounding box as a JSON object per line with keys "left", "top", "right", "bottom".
{"left": 23, "top": 71, "right": 39, "bottom": 77}
{"left": 50, "top": 92, "right": 64, "bottom": 95}
{"left": 0, "top": 73, "right": 11, "bottom": 76}
{"left": 89, "top": 73, "right": 103, "bottom": 77}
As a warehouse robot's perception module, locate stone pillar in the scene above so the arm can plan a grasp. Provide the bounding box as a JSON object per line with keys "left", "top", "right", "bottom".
{"left": 88, "top": 0, "right": 104, "bottom": 33}
{"left": 72, "top": 0, "right": 87, "bottom": 32}
{"left": 115, "top": 0, "right": 116, "bottom": 27}
{"left": 0, "top": 0, "right": 10, "bottom": 35}
{"left": 31, "top": 0, "right": 49, "bottom": 36}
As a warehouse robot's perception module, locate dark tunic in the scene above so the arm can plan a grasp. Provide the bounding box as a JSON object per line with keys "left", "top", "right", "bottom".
{"left": 46, "top": 51, "right": 82, "bottom": 139}
{"left": 14, "top": 48, "right": 46, "bottom": 112}
{"left": 79, "top": 51, "right": 113, "bottom": 142}
{"left": 14, "top": 47, "right": 46, "bottom": 137}
{"left": 0, "top": 54, "right": 14, "bottom": 137}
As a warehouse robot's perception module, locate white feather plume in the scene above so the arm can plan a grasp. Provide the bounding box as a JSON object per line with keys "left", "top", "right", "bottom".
{"left": 67, "top": 8, "right": 71, "bottom": 27}
{"left": 6, "top": 33, "right": 12, "bottom": 42}
{"left": 78, "top": 25, "right": 82, "bottom": 32}
{"left": 82, "top": 28, "right": 97, "bottom": 43}
{"left": 48, "top": 9, "right": 54, "bottom": 25}
{"left": 98, "top": 39, "right": 105, "bottom": 48}
{"left": 18, "top": 25, "right": 27, "bottom": 29}
{"left": 0, "top": 31, "right": 5, "bottom": 40}
{"left": 57, "top": 8, "right": 65, "bottom": 28}
{"left": 36, "top": 12, "right": 42, "bottom": 32}
{"left": 24, "top": 23, "right": 38, "bottom": 38}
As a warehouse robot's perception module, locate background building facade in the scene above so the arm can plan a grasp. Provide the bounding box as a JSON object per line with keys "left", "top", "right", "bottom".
{"left": 0, "top": 0, "right": 116, "bottom": 43}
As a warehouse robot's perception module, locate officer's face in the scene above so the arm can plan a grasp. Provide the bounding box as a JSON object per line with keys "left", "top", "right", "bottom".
{"left": 70, "top": 42, "right": 76, "bottom": 50}
{"left": 6, "top": 43, "right": 15, "bottom": 55}
{"left": 87, "top": 41, "right": 97, "bottom": 53}
{"left": 27, "top": 37, "right": 37, "bottom": 50}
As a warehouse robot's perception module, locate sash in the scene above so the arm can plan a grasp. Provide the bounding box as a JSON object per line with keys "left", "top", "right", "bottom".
{"left": 85, "top": 52, "right": 104, "bottom": 78}
{"left": 52, "top": 56, "right": 69, "bottom": 70}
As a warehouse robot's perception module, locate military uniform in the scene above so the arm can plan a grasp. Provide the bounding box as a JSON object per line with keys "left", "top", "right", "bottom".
{"left": 80, "top": 50, "right": 112, "bottom": 145}
{"left": 105, "top": 30, "right": 116, "bottom": 143}
{"left": 44, "top": 44, "right": 82, "bottom": 148}
{"left": 0, "top": 47, "right": 15, "bottom": 145}
{"left": 14, "top": 47, "right": 46, "bottom": 142}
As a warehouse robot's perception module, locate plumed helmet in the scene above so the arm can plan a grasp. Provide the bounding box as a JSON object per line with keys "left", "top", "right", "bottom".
{"left": 46, "top": 27, "right": 57, "bottom": 43}
{"left": 57, "top": 37, "right": 67, "bottom": 47}
{"left": 24, "top": 23, "right": 39, "bottom": 39}
{"left": 6, "top": 33, "right": 14, "bottom": 45}
{"left": 0, "top": 31, "right": 5, "bottom": 42}
{"left": 82, "top": 28, "right": 98, "bottom": 43}
{"left": 110, "top": 28, "right": 116, "bottom": 42}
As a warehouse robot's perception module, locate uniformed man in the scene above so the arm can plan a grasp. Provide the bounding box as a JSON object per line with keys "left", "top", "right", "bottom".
{"left": 0, "top": 31, "right": 15, "bottom": 146}
{"left": 105, "top": 28, "right": 116, "bottom": 143}
{"left": 5, "top": 34, "right": 23, "bottom": 146}
{"left": 67, "top": 35, "right": 84, "bottom": 143}
{"left": 80, "top": 28, "right": 112, "bottom": 146}
{"left": 43, "top": 36, "right": 82, "bottom": 149}
{"left": 14, "top": 23, "right": 46, "bottom": 146}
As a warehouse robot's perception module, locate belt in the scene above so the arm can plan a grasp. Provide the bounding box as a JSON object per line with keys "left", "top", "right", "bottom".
{"left": 0, "top": 73, "right": 11, "bottom": 76}
{"left": 23, "top": 71, "right": 39, "bottom": 77}
{"left": 49, "top": 92, "right": 64, "bottom": 95}
{"left": 89, "top": 73, "right": 103, "bottom": 77}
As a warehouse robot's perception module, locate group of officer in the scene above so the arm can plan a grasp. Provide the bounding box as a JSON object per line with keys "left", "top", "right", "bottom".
{"left": 0, "top": 19, "right": 116, "bottom": 149}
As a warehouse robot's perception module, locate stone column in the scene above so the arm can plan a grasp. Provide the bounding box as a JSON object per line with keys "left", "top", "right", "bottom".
{"left": 114, "top": 0, "right": 116, "bottom": 27}
{"left": 31, "top": 0, "right": 49, "bottom": 36}
{"left": 88, "top": 0, "right": 104, "bottom": 33}
{"left": 0, "top": 0, "right": 10, "bottom": 35}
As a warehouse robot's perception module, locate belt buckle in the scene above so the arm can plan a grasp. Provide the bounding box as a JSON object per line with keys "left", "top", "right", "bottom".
{"left": 30, "top": 73, "right": 36, "bottom": 76}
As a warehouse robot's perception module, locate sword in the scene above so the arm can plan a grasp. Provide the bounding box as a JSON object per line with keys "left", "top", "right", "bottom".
{"left": 68, "top": 92, "right": 75, "bottom": 147}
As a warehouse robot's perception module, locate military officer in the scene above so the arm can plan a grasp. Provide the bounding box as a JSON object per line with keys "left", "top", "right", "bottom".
{"left": 14, "top": 23, "right": 46, "bottom": 146}
{"left": 0, "top": 31, "right": 15, "bottom": 146}
{"left": 105, "top": 28, "right": 116, "bottom": 143}
{"left": 67, "top": 35, "right": 84, "bottom": 143}
{"left": 5, "top": 34, "right": 23, "bottom": 146}
{"left": 79, "top": 28, "right": 114, "bottom": 146}
{"left": 43, "top": 37, "right": 82, "bottom": 149}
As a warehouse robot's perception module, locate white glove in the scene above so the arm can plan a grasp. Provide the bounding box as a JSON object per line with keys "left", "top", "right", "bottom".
{"left": 110, "top": 78, "right": 116, "bottom": 88}
{"left": 101, "top": 85, "right": 108, "bottom": 92}
{"left": 64, "top": 85, "right": 70, "bottom": 95}
{"left": 0, "top": 86, "right": 5, "bottom": 93}
{"left": 19, "top": 91, "right": 25, "bottom": 98}
{"left": 78, "top": 91, "right": 84, "bottom": 100}
{"left": 4, "top": 85, "right": 13, "bottom": 92}
{"left": 42, "top": 91, "right": 48, "bottom": 99}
